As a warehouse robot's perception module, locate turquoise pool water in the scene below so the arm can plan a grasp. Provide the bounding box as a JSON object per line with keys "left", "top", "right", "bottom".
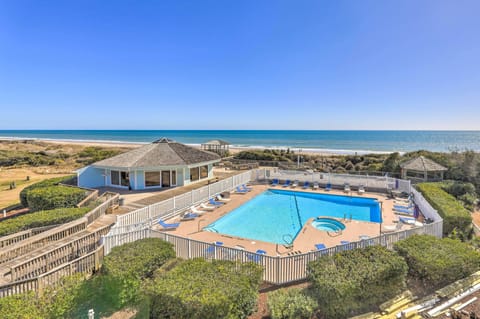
{"left": 204, "top": 189, "right": 381, "bottom": 245}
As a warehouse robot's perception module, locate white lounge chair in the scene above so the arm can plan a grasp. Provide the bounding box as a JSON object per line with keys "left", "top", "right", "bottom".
{"left": 216, "top": 194, "right": 231, "bottom": 202}
{"left": 200, "top": 203, "right": 216, "bottom": 211}
{"left": 313, "top": 182, "right": 319, "bottom": 190}
{"left": 191, "top": 206, "right": 207, "bottom": 215}
{"left": 291, "top": 180, "right": 298, "bottom": 188}
{"left": 358, "top": 185, "right": 365, "bottom": 195}
{"left": 344, "top": 183, "right": 350, "bottom": 193}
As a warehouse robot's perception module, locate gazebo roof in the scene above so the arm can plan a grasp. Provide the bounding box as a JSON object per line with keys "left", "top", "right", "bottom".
{"left": 203, "top": 139, "right": 230, "bottom": 146}
{"left": 92, "top": 138, "right": 220, "bottom": 168}
{"left": 400, "top": 156, "right": 447, "bottom": 172}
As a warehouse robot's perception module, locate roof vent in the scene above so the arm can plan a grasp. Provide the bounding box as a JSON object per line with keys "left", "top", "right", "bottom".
{"left": 153, "top": 137, "right": 175, "bottom": 144}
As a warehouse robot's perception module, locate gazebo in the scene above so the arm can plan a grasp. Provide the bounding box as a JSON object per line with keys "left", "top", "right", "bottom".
{"left": 400, "top": 156, "right": 447, "bottom": 182}
{"left": 201, "top": 139, "right": 230, "bottom": 156}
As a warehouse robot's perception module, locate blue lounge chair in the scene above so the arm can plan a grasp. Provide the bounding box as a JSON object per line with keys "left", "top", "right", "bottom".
{"left": 209, "top": 198, "right": 224, "bottom": 206}
{"left": 394, "top": 207, "right": 414, "bottom": 216}
{"left": 399, "top": 216, "right": 416, "bottom": 225}
{"left": 205, "top": 241, "right": 223, "bottom": 254}
{"left": 394, "top": 204, "right": 414, "bottom": 210}
{"left": 235, "top": 186, "right": 249, "bottom": 194}
{"left": 315, "top": 243, "right": 326, "bottom": 250}
{"left": 241, "top": 184, "right": 253, "bottom": 191}
{"left": 340, "top": 240, "right": 350, "bottom": 245}
{"left": 247, "top": 249, "right": 266, "bottom": 263}
{"left": 158, "top": 219, "right": 180, "bottom": 230}
{"left": 282, "top": 180, "right": 291, "bottom": 187}
{"left": 325, "top": 183, "right": 332, "bottom": 191}
{"left": 181, "top": 212, "right": 198, "bottom": 221}
{"left": 302, "top": 181, "right": 310, "bottom": 189}
{"left": 271, "top": 178, "right": 279, "bottom": 186}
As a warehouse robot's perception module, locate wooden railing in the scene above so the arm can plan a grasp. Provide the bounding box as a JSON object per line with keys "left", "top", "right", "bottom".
{"left": 0, "top": 246, "right": 104, "bottom": 298}
{"left": 8, "top": 225, "right": 110, "bottom": 282}
{"left": 85, "top": 192, "right": 120, "bottom": 225}
{"left": 0, "top": 219, "right": 88, "bottom": 265}
{"left": 0, "top": 224, "right": 61, "bottom": 249}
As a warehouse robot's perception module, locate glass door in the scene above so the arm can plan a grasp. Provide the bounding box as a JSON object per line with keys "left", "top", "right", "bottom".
{"left": 161, "top": 171, "right": 170, "bottom": 187}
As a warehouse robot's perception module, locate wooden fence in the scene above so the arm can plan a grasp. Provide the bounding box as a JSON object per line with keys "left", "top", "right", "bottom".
{"left": 0, "top": 246, "right": 104, "bottom": 298}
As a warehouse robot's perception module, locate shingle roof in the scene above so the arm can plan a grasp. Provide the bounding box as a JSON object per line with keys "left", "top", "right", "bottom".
{"left": 92, "top": 138, "right": 221, "bottom": 168}
{"left": 400, "top": 156, "right": 447, "bottom": 172}
{"left": 203, "top": 139, "right": 230, "bottom": 146}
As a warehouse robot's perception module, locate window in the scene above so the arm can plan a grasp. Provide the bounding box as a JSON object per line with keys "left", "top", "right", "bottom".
{"left": 190, "top": 167, "right": 199, "bottom": 181}
{"left": 145, "top": 171, "right": 161, "bottom": 187}
{"left": 172, "top": 170, "right": 177, "bottom": 185}
{"left": 200, "top": 165, "right": 208, "bottom": 179}
{"left": 111, "top": 170, "right": 119, "bottom": 185}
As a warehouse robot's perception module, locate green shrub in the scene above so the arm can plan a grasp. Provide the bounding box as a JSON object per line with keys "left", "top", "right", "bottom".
{"left": 394, "top": 235, "right": 480, "bottom": 288}
{"left": 26, "top": 185, "right": 87, "bottom": 212}
{"left": 148, "top": 258, "right": 263, "bottom": 319}
{"left": 268, "top": 288, "right": 317, "bottom": 319}
{"left": 417, "top": 183, "right": 472, "bottom": 237}
{"left": 0, "top": 292, "right": 42, "bottom": 319}
{"left": 102, "top": 238, "right": 175, "bottom": 306}
{"left": 77, "top": 146, "right": 124, "bottom": 165}
{"left": 0, "top": 207, "right": 90, "bottom": 236}
{"left": 20, "top": 176, "right": 74, "bottom": 207}
{"left": 307, "top": 246, "right": 407, "bottom": 319}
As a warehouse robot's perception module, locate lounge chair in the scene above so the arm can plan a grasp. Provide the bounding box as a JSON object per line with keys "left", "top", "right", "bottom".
{"left": 394, "top": 203, "right": 413, "bottom": 210}
{"left": 399, "top": 216, "right": 416, "bottom": 225}
{"left": 382, "top": 224, "right": 401, "bottom": 232}
{"left": 247, "top": 249, "right": 266, "bottom": 263}
{"left": 216, "top": 194, "right": 231, "bottom": 202}
{"left": 235, "top": 186, "right": 249, "bottom": 194}
{"left": 325, "top": 183, "right": 332, "bottom": 191}
{"left": 340, "top": 240, "right": 350, "bottom": 245}
{"left": 394, "top": 207, "right": 414, "bottom": 216}
{"left": 191, "top": 206, "right": 207, "bottom": 214}
{"left": 181, "top": 212, "right": 198, "bottom": 221}
{"left": 205, "top": 241, "right": 223, "bottom": 254}
{"left": 302, "top": 181, "right": 310, "bottom": 189}
{"left": 343, "top": 183, "right": 350, "bottom": 193}
{"left": 359, "top": 235, "right": 370, "bottom": 241}
{"left": 291, "top": 180, "right": 298, "bottom": 188}
{"left": 282, "top": 180, "right": 291, "bottom": 187}
{"left": 313, "top": 182, "right": 319, "bottom": 190}
{"left": 209, "top": 198, "right": 225, "bottom": 206}
{"left": 271, "top": 178, "right": 279, "bottom": 186}
{"left": 199, "top": 203, "right": 216, "bottom": 211}
{"left": 315, "top": 243, "right": 326, "bottom": 250}
{"left": 158, "top": 219, "right": 180, "bottom": 230}
{"left": 241, "top": 184, "right": 253, "bottom": 191}
{"left": 358, "top": 185, "right": 365, "bottom": 195}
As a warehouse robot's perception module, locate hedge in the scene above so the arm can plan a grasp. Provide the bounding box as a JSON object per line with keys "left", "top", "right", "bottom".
{"left": 394, "top": 235, "right": 480, "bottom": 288}
{"left": 26, "top": 185, "right": 87, "bottom": 212}
{"left": 307, "top": 245, "right": 408, "bottom": 319}
{"left": 0, "top": 207, "right": 90, "bottom": 236}
{"left": 20, "top": 176, "right": 74, "bottom": 207}
{"left": 148, "top": 258, "right": 263, "bottom": 319}
{"left": 268, "top": 288, "right": 318, "bottom": 319}
{"left": 102, "top": 238, "right": 176, "bottom": 306}
{"left": 416, "top": 183, "right": 472, "bottom": 236}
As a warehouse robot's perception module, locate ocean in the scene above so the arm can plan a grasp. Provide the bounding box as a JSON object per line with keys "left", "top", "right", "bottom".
{"left": 0, "top": 130, "right": 479, "bottom": 154}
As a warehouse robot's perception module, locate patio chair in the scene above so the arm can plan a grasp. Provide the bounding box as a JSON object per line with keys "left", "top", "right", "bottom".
{"left": 358, "top": 185, "right": 365, "bottom": 195}
{"left": 399, "top": 216, "right": 416, "bottom": 225}
{"left": 325, "top": 183, "right": 332, "bottom": 191}
{"left": 291, "top": 180, "right": 299, "bottom": 188}
{"left": 394, "top": 207, "right": 414, "bottom": 216}
{"left": 158, "top": 219, "right": 180, "bottom": 230}
{"left": 209, "top": 198, "right": 225, "bottom": 206}
{"left": 216, "top": 194, "right": 231, "bottom": 202}
{"left": 199, "top": 203, "right": 216, "bottom": 211}
{"left": 340, "top": 240, "right": 350, "bottom": 245}
{"left": 394, "top": 203, "right": 413, "bottom": 210}
{"left": 247, "top": 249, "right": 266, "bottom": 263}
{"left": 235, "top": 186, "right": 249, "bottom": 194}
{"left": 282, "top": 180, "right": 291, "bottom": 187}
{"left": 191, "top": 206, "right": 207, "bottom": 214}
{"left": 205, "top": 241, "right": 224, "bottom": 254}
{"left": 343, "top": 183, "right": 350, "bottom": 193}
{"left": 315, "top": 243, "right": 326, "bottom": 250}
{"left": 302, "top": 181, "right": 310, "bottom": 189}
{"left": 313, "top": 182, "right": 319, "bottom": 190}
{"left": 271, "top": 178, "right": 279, "bottom": 186}
{"left": 241, "top": 184, "right": 253, "bottom": 191}
{"left": 181, "top": 212, "right": 198, "bottom": 221}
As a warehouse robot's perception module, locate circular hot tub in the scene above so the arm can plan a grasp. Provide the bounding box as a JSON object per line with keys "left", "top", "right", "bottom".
{"left": 311, "top": 217, "right": 346, "bottom": 232}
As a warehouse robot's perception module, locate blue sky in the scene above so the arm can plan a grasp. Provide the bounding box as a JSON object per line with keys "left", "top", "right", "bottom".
{"left": 0, "top": 1, "right": 479, "bottom": 130}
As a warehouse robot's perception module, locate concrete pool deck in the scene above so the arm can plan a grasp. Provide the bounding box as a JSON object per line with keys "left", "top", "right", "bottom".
{"left": 154, "top": 184, "right": 420, "bottom": 256}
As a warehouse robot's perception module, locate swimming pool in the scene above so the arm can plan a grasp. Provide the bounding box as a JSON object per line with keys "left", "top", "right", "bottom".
{"left": 204, "top": 189, "right": 381, "bottom": 245}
